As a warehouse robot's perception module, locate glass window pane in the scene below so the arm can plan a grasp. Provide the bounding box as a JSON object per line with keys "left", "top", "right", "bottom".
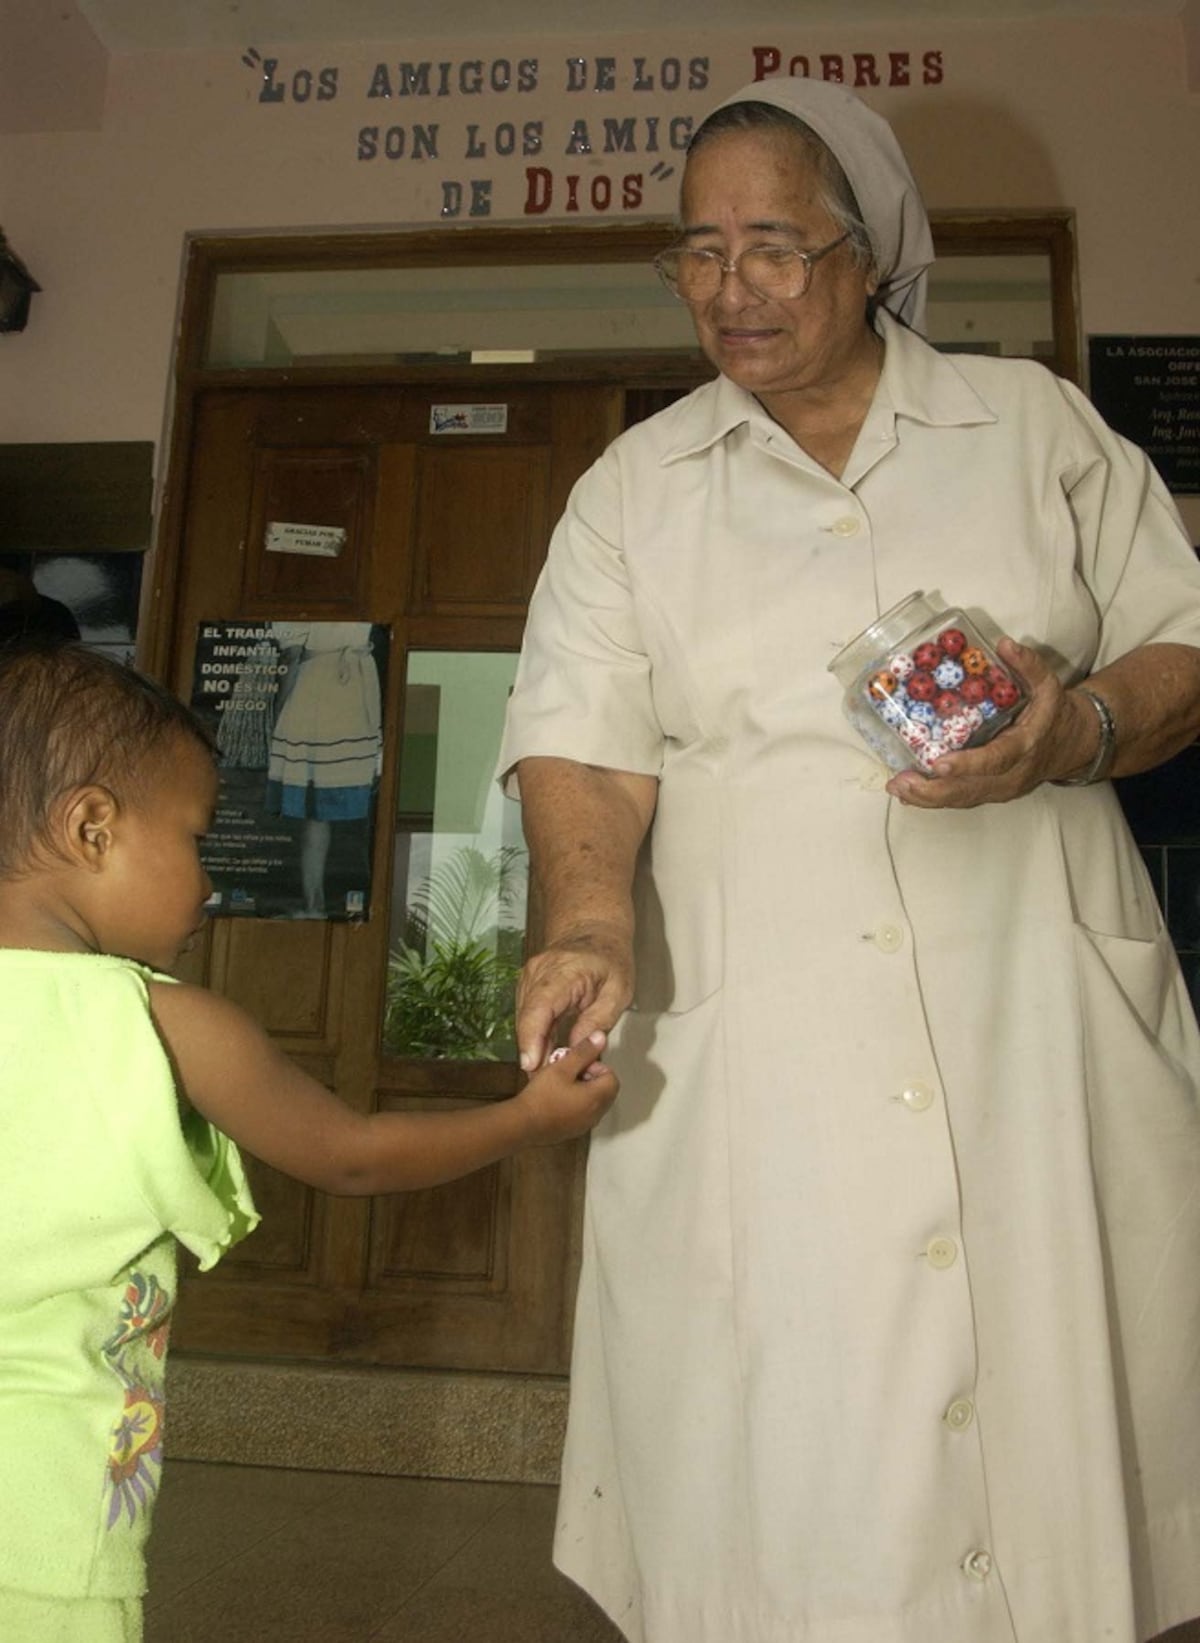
{"left": 927, "top": 253, "right": 1054, "bottom": 363}
{"left": 207, "top": 262, "right": 697, "bottom": 368}
{"left": 384, "top": 651, "right": 527, "bottom": 1062}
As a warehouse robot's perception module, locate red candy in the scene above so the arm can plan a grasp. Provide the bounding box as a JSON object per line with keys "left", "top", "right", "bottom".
{"left": 907, "top": 670, "right": 937, "bottom": 702}
{"left": 960, "top": 676, "right": 989, "bottom": 704}
{"left": 935, "top": 691, "right": 963, "bottom": 718}
{"left": 938, "top": 628, "right": 967, "bottom": 657}
{"left": 913, "top": 641, "right": 942, "bottom": 671}
{"left": 991, "top": 677, "right": 1020, "bottom": 709}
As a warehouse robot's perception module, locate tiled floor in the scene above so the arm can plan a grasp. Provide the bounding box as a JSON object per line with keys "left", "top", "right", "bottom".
{"left": 146, "top": 1460, "right": 1200, "bottom": 1643}
{"left": 145, "top": 1460, "right": 624, "bottom": 1642}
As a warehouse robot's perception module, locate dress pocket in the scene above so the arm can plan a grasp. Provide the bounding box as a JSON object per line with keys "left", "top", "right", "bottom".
{"left": 1075, "top": 923, "right": 1175, "bottom": 1037}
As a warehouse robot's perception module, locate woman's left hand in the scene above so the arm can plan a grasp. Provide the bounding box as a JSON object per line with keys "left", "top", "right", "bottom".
{"left": 885, "top": 638, "right": 1093, "bottom": 809}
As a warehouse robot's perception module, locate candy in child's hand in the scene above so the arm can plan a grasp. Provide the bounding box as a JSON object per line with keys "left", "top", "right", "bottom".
{"left": 547, "top": 1046, "right": 569, "bottom": 1064}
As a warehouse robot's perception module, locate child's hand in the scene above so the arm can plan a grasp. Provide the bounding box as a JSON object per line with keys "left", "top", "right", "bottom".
{"left": 515, "top": 1030, "right": 618, "bottom": 1143}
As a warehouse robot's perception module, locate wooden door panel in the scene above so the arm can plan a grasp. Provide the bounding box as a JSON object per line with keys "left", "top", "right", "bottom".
{"left": 242, "top": 446, "right": 375, "bottom": 609}
{"left": 367, "top": 1110, "right": 512, "bottom": 1290}
{"left": 216, "top": 918, "right": 344, "bottom": 1042}
{"left": 164, "top": 374, "right": 687, "bottom": 1374}
{"left": 411, "top": 445, "right": 549, "bottom": 616}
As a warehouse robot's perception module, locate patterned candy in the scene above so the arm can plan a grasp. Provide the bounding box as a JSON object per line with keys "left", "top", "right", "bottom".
{"left": 942, "top": 707, "right": 983, "bottom": 747}
{"left": 888, "top": 651, "right": 915, "bottom": 681}
{"left": 933, "top": 658, "right": 965, "bottom": 689}
{"left": 907, "top": 670, "right": 937, "bottom": 702}
{"left": 960, "top": 676, "right": 989, "bottom": 705}
{"left": 961, "top": 647, "right": 989, "bottom": 677}
{"left": 908, "top": 701, "right": 938, "bottom": 727}
{"left": 913, "top": 641, "right": 942, "bottom": 671}
{"left": 868, "top": 670, "right": 897, "bottom": 699}
{"left": 935, "top": 691, "right": 963, "bottom": 718}
{"left": 938, "top": 628, "right": 967, "bottom": 657}
{"left": 991, "top": 676, "right": 1020, "bottom": 709}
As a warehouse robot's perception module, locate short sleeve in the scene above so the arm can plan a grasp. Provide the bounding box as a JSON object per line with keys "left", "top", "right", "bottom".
{"left": 110, "top": 966, "right": 261, "bottom": 1272}
{"left": 496, "top": 447, "right": 665, "bottom": 797}
{"left": 1057, "top": 377, "right": 1200, "bottom": 668}
{"left": 176, "top": 1107, "right": 261, "bottom": 1270}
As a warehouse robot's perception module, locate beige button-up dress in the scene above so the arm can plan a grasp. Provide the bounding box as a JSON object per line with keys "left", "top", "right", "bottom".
{"left": 498, "top": 313, "right": 1200, "bottom": 1643}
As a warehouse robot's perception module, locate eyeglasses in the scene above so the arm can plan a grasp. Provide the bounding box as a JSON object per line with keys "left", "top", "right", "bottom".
{"left": 653, "top": 231, "right": 851, "bottom": 303}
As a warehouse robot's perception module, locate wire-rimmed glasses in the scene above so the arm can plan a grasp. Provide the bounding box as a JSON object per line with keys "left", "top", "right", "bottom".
{"left": 654, "top": 231, "right": 851, "bottom": 303}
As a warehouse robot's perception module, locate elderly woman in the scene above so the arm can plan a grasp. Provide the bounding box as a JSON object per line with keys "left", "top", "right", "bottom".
{"left": 497, "top": 76, "right": 1200, "bottom": 1643}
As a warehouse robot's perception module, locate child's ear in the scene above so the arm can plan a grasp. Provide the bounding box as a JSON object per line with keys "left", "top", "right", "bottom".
{"left": 59, "top": 786, "right": 119, "bottom": 870}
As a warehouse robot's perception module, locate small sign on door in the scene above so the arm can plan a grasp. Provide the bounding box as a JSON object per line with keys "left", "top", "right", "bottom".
{"left": 265, "top": 521, "right": 347, "bottom": 557}
{"left": 430, "top": 403, "right": 509, "bottom": 435}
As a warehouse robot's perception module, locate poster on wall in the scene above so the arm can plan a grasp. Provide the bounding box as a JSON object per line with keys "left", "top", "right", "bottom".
{"left": 190, "top": 619, "right": 390, "bottom": 921}
{"left": 1088, "top": 336, "right": 1200, "bottom": 496}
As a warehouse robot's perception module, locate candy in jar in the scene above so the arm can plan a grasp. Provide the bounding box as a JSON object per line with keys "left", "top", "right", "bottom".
{"left": 828, "top": 591, "right": 1029, "bottom": 775}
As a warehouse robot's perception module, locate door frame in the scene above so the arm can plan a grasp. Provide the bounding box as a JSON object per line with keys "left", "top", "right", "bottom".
{"left": 144, "top": 212, "right": 1078, "bottom": 674}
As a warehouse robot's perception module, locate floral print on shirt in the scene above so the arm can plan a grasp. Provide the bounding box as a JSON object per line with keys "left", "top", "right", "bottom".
{"left": 102, "top": 1270, "right": 171, "bottom": 1529}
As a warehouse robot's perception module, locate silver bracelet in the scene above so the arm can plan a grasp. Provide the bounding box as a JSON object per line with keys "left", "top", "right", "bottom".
{"left": 1052, "top": 687, "right": 1117, "bottom": 786}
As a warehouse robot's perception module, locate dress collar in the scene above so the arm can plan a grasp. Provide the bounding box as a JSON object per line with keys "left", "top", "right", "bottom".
{"left": 659, "top": 310, "right": 998, "bottom": 467}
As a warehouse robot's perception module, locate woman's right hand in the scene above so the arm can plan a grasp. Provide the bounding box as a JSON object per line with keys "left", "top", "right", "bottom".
{"left": 515, "top": 1030, "right": 619, "bottom": 1142}
{"left": 515, "top": 924, "right": 634, "bottom": 1073}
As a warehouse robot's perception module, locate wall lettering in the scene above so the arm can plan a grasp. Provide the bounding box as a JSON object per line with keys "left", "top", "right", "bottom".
{"left": 240, "top": 42, "right": 946, "bottom": 219}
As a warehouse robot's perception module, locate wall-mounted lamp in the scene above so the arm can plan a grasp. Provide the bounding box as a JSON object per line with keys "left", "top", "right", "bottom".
{"left": 0, "top": 231, "right": 41, "bottom": 333}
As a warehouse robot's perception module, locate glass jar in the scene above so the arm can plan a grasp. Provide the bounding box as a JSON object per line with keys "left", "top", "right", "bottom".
{"left": 828, "top": 591, "right": 1028, "bottom": 774}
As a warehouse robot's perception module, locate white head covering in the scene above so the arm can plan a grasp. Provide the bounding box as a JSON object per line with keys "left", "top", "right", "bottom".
{"left": 700, "top": 76, "right": 934, "bottom": 333}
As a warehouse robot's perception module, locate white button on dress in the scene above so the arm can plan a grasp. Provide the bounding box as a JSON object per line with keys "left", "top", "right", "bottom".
{"left": 873, "top": 923, "right": 904, "bottom": 953}
{"left": 831, "top": 516, "right": 861, "bottom": 537}
{"left": 944, "top": 1398, "right": 976, "bottom": 1431}
{"left": 925, "top": 1237, "right": 959, "bottom": 1269}
{"left": 900, "top": 1081, "right": 935, "bottom": 1112}
{"left": 962, "top": 1549, "right": 994, "bottom": 1581}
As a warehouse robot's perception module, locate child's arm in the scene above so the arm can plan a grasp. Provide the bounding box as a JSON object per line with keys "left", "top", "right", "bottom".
{"left": 147, "top": 981, "right": 617, "bottom": 1196}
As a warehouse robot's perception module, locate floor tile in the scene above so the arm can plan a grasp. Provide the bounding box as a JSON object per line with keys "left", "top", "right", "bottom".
{"left": 146, "top": 1460, "right": 356, "bottom": 1607}
{"left": 371, "top": 1483, "right": 624, "bottom": 1643}
{"left": 146, "top": 1465, "right": 521, "bottom": 1642}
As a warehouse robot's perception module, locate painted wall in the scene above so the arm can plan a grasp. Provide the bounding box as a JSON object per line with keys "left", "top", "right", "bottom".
{"left": 2, "top": 10, "right": 1198, "bottom": 532}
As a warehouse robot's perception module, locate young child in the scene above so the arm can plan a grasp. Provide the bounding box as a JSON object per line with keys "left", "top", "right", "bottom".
{"left": 0, "top": 641, "right": 617, "bottom": 1643}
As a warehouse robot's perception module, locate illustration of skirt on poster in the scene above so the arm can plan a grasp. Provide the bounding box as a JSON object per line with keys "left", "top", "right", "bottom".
{"left": 190, "top": 619, "right": 389, "bottom": 920}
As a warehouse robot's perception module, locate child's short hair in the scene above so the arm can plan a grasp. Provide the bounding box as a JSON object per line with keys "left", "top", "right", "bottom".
{"left": 0, "top": 641, "right": 213, "bottom": 876}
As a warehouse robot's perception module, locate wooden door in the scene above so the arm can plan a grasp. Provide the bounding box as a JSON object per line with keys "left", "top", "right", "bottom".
{"left": 163, "top": 378, "right": 622, "bottom": 1373}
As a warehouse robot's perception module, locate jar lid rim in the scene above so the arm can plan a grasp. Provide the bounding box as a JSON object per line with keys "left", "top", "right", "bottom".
{"left": 829, "top": 590, "right": 938, "bottom": 671}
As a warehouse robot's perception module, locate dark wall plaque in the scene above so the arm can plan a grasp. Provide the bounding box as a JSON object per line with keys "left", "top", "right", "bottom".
{"left": 1088, "top": 336, "right": 1200, "bottom": 496}
{"left": 0, "top": 441, "right": 153, "bottom": 550}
